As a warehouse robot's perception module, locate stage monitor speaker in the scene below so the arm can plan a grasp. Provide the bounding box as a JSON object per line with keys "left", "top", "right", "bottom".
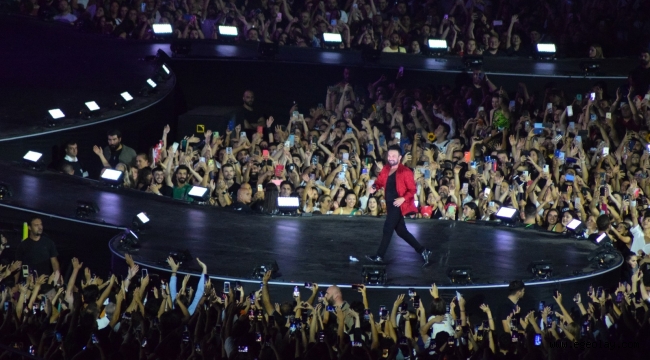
{"left": 177, "top": 106, "right": 240, "bottom": 140}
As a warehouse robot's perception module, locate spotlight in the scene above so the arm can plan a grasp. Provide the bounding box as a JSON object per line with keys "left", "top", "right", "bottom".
{"left": 218, "top": 26, "right": 238, "bottom": 42}
{"left": 427, "top": 39, "right": 448, "bottom": 56}
{"left": 536, "top": 43, "right": 556, "bottom": 60}
{"left": 100, "top": 168, "right": 124, "bottom": 187}
{"left": 362, "top": 265, "right": 387, "bottom": 285}
{"left": 132, "top": 212, "right": 150, "bottom": 232}
{"left": 495, "top": 207, "right": 518, "bottom": 225}
{"left": 139, "top": 78, "right": 158, "bottom": 96}
{"left": 188, "top": 186, "right": 210, "bottom": 203}
{"left": 80, "top": 101, "right": 100, "bottom": 119}
{"left": 258, "top": 42, "right": 278, "bottom": 59}
{"left": 154, "top": 64, "right": 172, "bottom": 83}
{"left": 579, "top": 61, "right": 600, "bottom": 75}
{"left": 447, "top": 266, "right": 473, "bottom": 284}
{"left": 23, "top": 151, "right": 43, "bottom": 170}
{"left": 0, "top": 183, "right": 12, "bottom": 200}
{"left": 323, "top": 33, "right": 342, "bottom": 49}
{"left": 463, "top": 55, "right": 483, "bottom": 69}
{"left": 75, "top": 200, "right": 99, "bottom": 219}
{"left": 152, "top": 23, "right": 173, "bottom": 38}
{"left": 588, "top": 248, "right": 618, "bottom": 269}
{"left": 114, "top": 91, "right": 133, "bottom": 110}
{"left": 528, "top": 261, "right": 553, "bottom": 279}
{"left": 251, "top": 260, "right": 280, "bottom": 279}
{"left": 565, "top": 219, "right": 586, "bottom": 237}
{"left": 47, "top": 108, "right": 65, "bottom": 127}
{"left": 119, "top": 229, "right": 140, "bottom": 250}
{"left": 277, "top": 197, "right": 300, "bottom": 215}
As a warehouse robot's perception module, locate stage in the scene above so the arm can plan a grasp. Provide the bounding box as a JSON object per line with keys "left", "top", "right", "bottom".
{"left": 0, "top": 163, "right": 622, "bottom": 291}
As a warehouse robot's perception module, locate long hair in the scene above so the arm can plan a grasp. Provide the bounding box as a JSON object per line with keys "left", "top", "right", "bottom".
{"left": 260, "top": 183, "right": 279, "bottom": 214}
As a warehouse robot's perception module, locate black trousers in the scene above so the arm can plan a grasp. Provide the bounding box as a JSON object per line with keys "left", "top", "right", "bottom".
{"left": 376, "top": 206, "right": 424, "bottom": 257}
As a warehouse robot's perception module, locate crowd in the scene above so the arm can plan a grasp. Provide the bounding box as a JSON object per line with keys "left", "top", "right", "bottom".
{"left": 0, "top": 215, "right": 648, "bottom": 360}
{"left": 12, "top": 0, "right": 650, "bottom": 57}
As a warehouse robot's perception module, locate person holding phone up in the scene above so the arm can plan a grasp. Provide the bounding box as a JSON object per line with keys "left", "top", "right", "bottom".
{"left": 366, "top": 145, "right": 432, "bottom": 266}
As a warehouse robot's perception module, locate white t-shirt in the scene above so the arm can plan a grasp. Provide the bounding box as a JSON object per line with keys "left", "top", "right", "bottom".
{"left": 629, "top": 225, "right": 646, "bottom": 254}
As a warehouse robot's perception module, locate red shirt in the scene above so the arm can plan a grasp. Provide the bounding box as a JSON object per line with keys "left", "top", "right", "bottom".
{"left": 374, "top": 163, "right": 418, "bottom": 216}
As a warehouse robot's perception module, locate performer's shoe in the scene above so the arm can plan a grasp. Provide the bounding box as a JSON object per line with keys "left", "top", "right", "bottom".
{"left": 421, "top": 249, "right": 432, "bottom": 267}
{"left": 365, "top": 255, "right": 384, "bottom": 263}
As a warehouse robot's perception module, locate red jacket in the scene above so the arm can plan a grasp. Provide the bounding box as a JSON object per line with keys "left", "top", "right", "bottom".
{"left": 374, "top": 163, "right": 418, "bottom": 216}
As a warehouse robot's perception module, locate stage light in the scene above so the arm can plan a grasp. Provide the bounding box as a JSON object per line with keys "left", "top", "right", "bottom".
{"left": 75, "top": 200, "right": 99, "bottom": 219}
{"left": 147, "top": 79, "right": 157, "bottom": 88}
{"left": 47, "top": 108, "right": 65, "bottom": 127}
{"left": 495, "top": 207, "right": 518, "bottom": 225}
{"left": 528, "top": 261, "right": 553, "bottom": 279}
{"left": 131, "top": 212, "right": 150, "bottom": 233}
{"left": 121, "top": 92, "right": 133, "bottom": 101}
{"left": 85, "top": 101, "right": 99, "bottom": 111}
{"left": 140, "top": 79, "right": 158, "bottom": 96}
{"left": 447, "top": 266, "right": 473, "bottom": 284}
{"left": 100, "top": 168, "right": 124, "bottom": 187}
{"left": 251, "top": 260, "right": 280, "bottom": 279}
{"left": 80, "top": 101, "right": 100, "bottom": 119}
{"left": 536, "top": 43, "right": 556, "bottom": 60}
{"left": 323, "top": 32, "right": 342, "bottom": 48}
{"left": 119, "top": 229, "right": 140, "bottom": 250}
{"left": 23, "top": 151, "right": 43, "bottom": 163}
{"left": 0, "top": 183, "right": 12, "bottom": 200}
{"left": 463, "top": 55, "right": 483, "bottom": 69}
{"left": 188, "top": 186, "right": 210, "bottom": 203}
{"left": 565, "top": 219, "right": 586, "bottom": 237}
{"left": 114, "top": 91, "right": 133, "bottom": 110}
{"left": 162, "top": 64, "right": 170, "bottom": 75}
{"left": 152, "top": 23, "right": 173, "bottom": 37}
{"left": 218, "top": 25, "right": 238, "bottom": 43}
{"left": 362, "top": 265, "right": 387, "bottom": 285}
{"left": 588, "top": 248, "right": 618, "bottom": 269}
{"left": 277, "top": 197, "right": 299, "bottom": 214}
{"left": 427, "top": 39, "right": 448, "bottom": 56}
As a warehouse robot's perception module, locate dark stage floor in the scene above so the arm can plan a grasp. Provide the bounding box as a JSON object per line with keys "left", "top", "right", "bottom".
{"left": 0, "top": 163, "right": 620, "bottom": 289}
{"left": 0, "top": 14, "right": 173, "bottom": 141}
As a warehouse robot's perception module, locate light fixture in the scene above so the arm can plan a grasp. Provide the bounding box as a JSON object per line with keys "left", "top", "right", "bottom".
{"left": 251, "top": 260, "right": 280, "bottom": 280}
{"left": 447, "top": 266, "right": 473, "bottom": 284}
{"left": 528, "top": 261, "right": 553, "bottom": 279}
{"left": 218, "top": 25, "right": 238, "bottom": 43}
{"left": 323, "top": 33, "right": 342, "bottom": 48}
{"left": 81, "top": 101, "right": 100, "bottom": 119}
{"left": 566, "top": 219, "right": 586, "bottom": 237}
{"left": 76, "top": 200, "right": 99, "bottom": 219}
{"left": 140, "top": 79, "right": 158, "bottom": 96}
{"left": 152, "top": 23, "right": 173, "bottom": 38}
{"left": 362, "top": 265, "right": 387, "bottom": 285}
{"left": 23, "top": 151, "right": 43, "bottom": 163}
{"left": 536, "top": 43, "right": 556, "bottom": 60}
{"left": 0, "top": 183, "right": 12, "bottom": 200}
{"left": 47, "top": 108, "right": 65, "bottom": 127}
{"left": 154, "top": 63, "right": 172, "bottom": 83}
{"left": 132, "top": 212, "right": 150, "bottom": 233}
{"left": 427, "top": 39, "right": 448, "bottom": 56}
{"left": 277, "top": 197, "right": 300, "bottom": 214}
{"left": 188, "top": 186, "right": 210, "bottom": 203}
{"left": 114, "top": 91, "right": 133, "bottom": 110}
{"left": 463, "top": 55, "right": 483, "bottom": 70}
{"left": 588, "top": 248, "right": 618, "bottom": 269}
{"left": 100, "top": 168, "right": 124, "bottom": 187}
{"left": 119, "top": 229, "right": 140, "bottom": 250}
{"left": 495, "top": 207, "right": 518, "bottom": 225}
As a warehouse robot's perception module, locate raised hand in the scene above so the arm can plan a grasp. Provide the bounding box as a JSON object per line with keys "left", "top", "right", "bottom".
{"left": 430, "top": 283, "right": 439, "bottom": 298}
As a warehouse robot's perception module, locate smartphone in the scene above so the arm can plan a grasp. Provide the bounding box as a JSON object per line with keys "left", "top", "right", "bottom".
{"left": 363, "top": 309, "right": 370, "bottom": 320}
{"left": 293, "top": 286, "right": 300, "bottom": 297}
{"left": 289, "top": 134, "right": 295, "bottom": 147}
{"left": 543, "top": 165, "right": 549, "bottom": 173}
{"left": 331, "top": 19, "right": 337, "bottom": 25}
{"left": 342, "top": 153, "right": 349, "bottom": 161}
{"left": 603, "top": 147, "right": 609, "bottom": 156}
{"left": 566, "top": 174, "right": 574, "bottom": 182}
{"left": 275, "top": 164, "right": 284, "bottom": 177}
{"left": 493, "top": 20, "right": 503, "bottom": 26}
{"left": 534, "top": 333, "right": 542, "bottom": 346}
{"left": 141, "top": 268, "right": 148, "bottom": 279}
{"left": 462, "top": 183, "right": 469, "bottom": 193}
{"left": 464, "top": 151, "right": 471, "bottom": 162}
{"left": 223, "top": 281, "right": 230, "bottom": 294}
{"left": 484, "top": 187, "right": 491, "bottom": 196}
{"left": 226, "top": 147, "right": 233, "bottom": 155}
{"left": 171, "top": 142, "right": 179, "bottom": 153}
{"left": 395, "top": 132, "right": 401, "bottom": 140}
{"left": 590, "top": 92, "right": 596, "bottom": 101}
{"left": 413, "top": 295, "right": 420, "bottom": 308}
{"left": 262, "top": 149, "right": 269, "bottom": 159}
{"left": 596, "top": 286, "right": 603, "bottom": 298}
{"left": 276, "top": 12, "right": 282, "bottom": 22}
{"left": 538, "top": 301, "right": 545, "bottom": 311}
{"left": 546, "top": 103, "right": 553, "bottom": 110}
{"left": 257, "top": 184, "right": 263, "bottom": 192}
{"left": 22, "top": 265, "right": 29, "bottom": 278}
{"left": 567, "top": 107, "right": 574, "bottom": 117}
{"left": 228, "top": 119, "right": 235, "bottom": 131}
{"left": 508, "top": 100, "right": 515, "bottom": 109}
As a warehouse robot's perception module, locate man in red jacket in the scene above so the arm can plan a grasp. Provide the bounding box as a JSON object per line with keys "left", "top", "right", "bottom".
{"left": 366, "top": 145, "right": 432, "bottom": 266}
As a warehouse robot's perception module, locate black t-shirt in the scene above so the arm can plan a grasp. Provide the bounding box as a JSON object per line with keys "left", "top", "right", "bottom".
{"left": 385, "top": 172, "right": 398, "bottom": 205}
{"left": 495, "top": 297, "right": 518, "bottom": 326}
{"left": 107, "top": 148, "right": 122, "bottom": 168}
{"left": 228, "top": 201, "right": 252, "bottom": 212}
{"left": 507, "top": 46, "right": 531, "bottom": 58}
{"left": 483, "top": 49, "right": 508, "bottom": 57}
{"left": 630, "top": 65, "right": 650, "bottom": 97}
{"left": 227, "top": 182, "right": 241, "bottom": 199}
{"left": 237, "top": 106, "right": 265, "bottom": 129}
{"left": 15, "top": 236, "right": 58, "bottom": 277}
{"left": 159, "top": 184, "right": 173, "bottom": 197}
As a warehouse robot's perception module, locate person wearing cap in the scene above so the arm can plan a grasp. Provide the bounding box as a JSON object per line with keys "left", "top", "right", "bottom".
{"left": 366, "top": 145, "right": 432, "bottom": 266}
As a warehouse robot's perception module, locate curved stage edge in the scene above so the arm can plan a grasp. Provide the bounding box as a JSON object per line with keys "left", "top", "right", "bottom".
{"left": 0, "top": 164, "right": 623, "bottom": 319}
